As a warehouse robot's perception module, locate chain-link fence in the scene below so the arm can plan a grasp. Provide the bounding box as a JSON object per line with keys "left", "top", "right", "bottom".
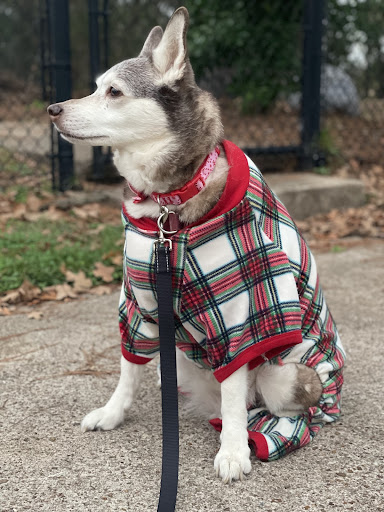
{"left": 322, "top": 0, "right": 384, "bottom": 169}
{"left": 1, "top": 0, "right": 384, "bottom": 192}
{"left": 0, "top": 0, "right": 52, "bottom": 195}
{"left": 81, "top": 0, "right": 313, "bottom": 173}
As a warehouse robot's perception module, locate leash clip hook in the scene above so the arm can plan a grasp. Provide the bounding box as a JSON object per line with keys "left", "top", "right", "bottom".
{"left": 155, "top": 204, "right": 177, "bottom": 251}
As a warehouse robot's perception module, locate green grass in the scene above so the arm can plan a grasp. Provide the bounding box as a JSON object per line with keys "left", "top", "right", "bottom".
{"left": 0, "top": 218, "right": 124, "bottom": 294}
{"left": 330, "top": 245, "right": 345, "bottom": 253}
{"left": 318, "top": 128, "right": 339, "bottom": 157}
{"left": 313, "top": 166, "right": 331, "bottom": 176}
{"left": 27, "top": 99, "right": 46, "bottom": 111}
{"left": 13, "top": 186, "right": 29, "bottom": 203}
{"left": 0, "top": 148, "right": 37, "bottom": 176}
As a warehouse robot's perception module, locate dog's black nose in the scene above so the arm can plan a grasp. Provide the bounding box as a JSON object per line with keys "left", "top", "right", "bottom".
{"left": 47, "top": 103, "right": 63, "bottom": 118}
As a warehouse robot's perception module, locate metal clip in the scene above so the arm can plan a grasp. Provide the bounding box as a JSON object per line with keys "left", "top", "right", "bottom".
{"left": 154, "top": 205, "right": 177, "bottom": 250}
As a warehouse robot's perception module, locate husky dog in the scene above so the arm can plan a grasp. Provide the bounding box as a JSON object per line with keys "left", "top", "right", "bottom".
{"left": 48, "top": 7, "right": 344, "bottom": 483}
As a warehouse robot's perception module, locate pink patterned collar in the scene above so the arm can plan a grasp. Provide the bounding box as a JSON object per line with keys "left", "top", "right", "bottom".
{"left": 128, "top": 147, "right": 220, "bottom": 206}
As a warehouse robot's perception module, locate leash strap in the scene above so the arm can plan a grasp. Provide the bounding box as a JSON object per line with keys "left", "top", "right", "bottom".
{"left": 155, "top": 243, "right": 179, "bottom": 512}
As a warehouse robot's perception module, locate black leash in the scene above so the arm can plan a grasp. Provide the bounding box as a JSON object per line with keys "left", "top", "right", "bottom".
{"left": 155, "top": 208, "right": 179, "bottom": 512}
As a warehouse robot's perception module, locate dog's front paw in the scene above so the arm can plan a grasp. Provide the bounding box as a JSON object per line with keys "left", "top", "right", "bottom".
{"left": 81, "top": 406, "right": 124, "bottom": 432}
{"left": 214, "top": 444, "right": 251, "bottom": 484}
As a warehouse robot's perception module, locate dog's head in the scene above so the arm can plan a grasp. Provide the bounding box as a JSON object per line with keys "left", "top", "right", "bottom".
{"left": 47, "top": 7, "right": 199, "bottom": 149}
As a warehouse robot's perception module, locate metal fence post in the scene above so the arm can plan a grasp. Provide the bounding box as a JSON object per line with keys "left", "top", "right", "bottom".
{"left": 301, "top": 0, "right": 325, "bottom": 169}
{"left": 48, "top": 0, "right": 74, "bottom": 191}
{"left": 88, "top": 0, "right": 103, "bottom": 180}
{"left": 88, "top": 0, "right": 112, "bottom": 181}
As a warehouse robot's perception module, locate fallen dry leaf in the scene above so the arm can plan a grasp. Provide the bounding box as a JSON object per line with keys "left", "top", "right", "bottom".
{"left": 0, "top": 306, "right": 12, "bottom": 316}
{"left": 0, "top": 280, "right": 41, "bottom": 304}
{"left": 111, "top": 254, "right": 122, "bottom": 266}
{"left": 72, "top": 204, "right": 100, "bottom": 220}
{"left": 19, "top": 280, "right": 42, "bottom": 301}
{"left": 90, "top": 285, "right": 113, "bottom": 296}
{"left": 27, "top": 311, "right": 43, "bottom": 320}
{"left": 39, "top": 288, "right": 59, "bottom": 301}
{"left": 43, "top": 205, "right": 62, "bottom": 221}
{"left": 13, "top": 203, "right": 27, "bottom": 220}
{"left": 0, "top": 290, "right": 20, "bottom": 304}
{"left": 54, "top": 284, "right": 78, "bottom": 301}
{"left": 102, "top": 250, "right": 122, "bottom": 266}
{"left": 24, "top": 212, "right": 42, "bottom": 222}
{"left": 26, "top": 194, "right": 42, "bottom": 213}
{"left": 93, "top": 262, "right": 115, "bottom": 283}
{"left": 72, "top": 206, "right": 89, "bottom": 220}
{"left": 85, "top": 203, "right": 100, "bottom": 219}
{"left": 39, "top": 190, "right": 54, "bottom": 200}
{"left": 0, "top": 200, "right": 12, "bottom": 214}
{"left": 89, "top": 225, "right": 105, "bottom": 235}
{"left": 65, "top": 270, "right": 93, "bottom": 293}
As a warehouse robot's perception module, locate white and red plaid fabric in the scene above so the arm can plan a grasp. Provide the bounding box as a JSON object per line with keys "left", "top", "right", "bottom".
{"left": 119, "top": 140, "right": 345, "bottom": 461}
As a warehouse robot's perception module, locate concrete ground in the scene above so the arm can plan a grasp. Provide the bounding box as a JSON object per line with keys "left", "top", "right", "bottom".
{"left": 265, "top": 172, "right": 365, "bottom": 220}
{"left": 1, "top": 241, "right": 383, "bottom": 512}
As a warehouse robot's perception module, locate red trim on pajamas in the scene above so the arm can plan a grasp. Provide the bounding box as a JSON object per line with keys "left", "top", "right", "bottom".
{"left": 121, "top": 346, "right": 152, "bottom": 365}
{"left": 209, "top": 418, "right": 270, "bottom": 462}
{"left": 213, "top": 330, "right": 302, "bottom": 383}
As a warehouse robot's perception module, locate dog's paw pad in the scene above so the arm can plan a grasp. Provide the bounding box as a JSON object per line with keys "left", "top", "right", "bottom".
{"left": 81, "top": 406, "right": 124, "bottom": 432}
{"left": 214, "top": 446, "right": 251, "bottom": 483}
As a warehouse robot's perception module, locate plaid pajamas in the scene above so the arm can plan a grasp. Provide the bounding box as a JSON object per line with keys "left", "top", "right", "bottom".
{"left": 119, "top": 140, "right": 345, "bottom": 461}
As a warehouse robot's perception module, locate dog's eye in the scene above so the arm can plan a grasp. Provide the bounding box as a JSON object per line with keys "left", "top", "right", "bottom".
{"left": 109, "top": 87, "right": 122, "bottom": 97}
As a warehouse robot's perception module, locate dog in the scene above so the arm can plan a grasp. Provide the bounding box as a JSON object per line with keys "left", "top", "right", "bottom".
{"left": 48, "top": 7, "right": 345, "bottom": 483}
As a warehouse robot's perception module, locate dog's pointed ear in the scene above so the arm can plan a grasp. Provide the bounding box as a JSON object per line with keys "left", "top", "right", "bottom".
{"left": 139, "top": 26, "right": 163, "bottom": 58}
{"left": 152, "top": 7, "right": 189, "bottom": 83}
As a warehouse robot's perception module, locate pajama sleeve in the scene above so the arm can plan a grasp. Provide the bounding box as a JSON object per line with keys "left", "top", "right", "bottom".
{"left": 210, "top": 363, "right": 343, "bottom": 461}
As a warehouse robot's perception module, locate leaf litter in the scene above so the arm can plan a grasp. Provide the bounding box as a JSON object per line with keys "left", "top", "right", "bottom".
{"left": 1, "top": 157, "right": 384, "bottom": 313}
{"left": 297, "top": 161, "right": 384, "bottom": 251}
{"left": 0, "top": 186, "right": 123, "bottom": 313}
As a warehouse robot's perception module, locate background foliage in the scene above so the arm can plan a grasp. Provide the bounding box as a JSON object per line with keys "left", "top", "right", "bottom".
{"left": 327, "top": 0, "right": 384, "bottom": 97}
{"left": 1, "top": 0, "right": 384, "bottom": 108}
{"left": 183, "top": 0, "right": 303, "bottom": 111}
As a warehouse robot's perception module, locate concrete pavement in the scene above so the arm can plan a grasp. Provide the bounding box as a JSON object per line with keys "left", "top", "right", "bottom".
{"left": 265, "top": 172, "right": 365, "bottom": 220}
{"left": 1, "top": 241, "right": 383, "bottom": 511}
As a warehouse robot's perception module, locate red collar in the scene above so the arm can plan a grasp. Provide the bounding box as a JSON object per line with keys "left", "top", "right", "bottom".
{"left": 128, "top": 147, "right": 220, "bottom": 206}
{"left": 123, "top": 140, "right": 250, "bottom": 233}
